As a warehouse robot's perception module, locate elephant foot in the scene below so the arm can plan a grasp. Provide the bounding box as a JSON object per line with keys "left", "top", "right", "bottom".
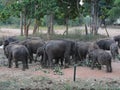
{"left": 106, "top": 69, "right": 112, "bottom": 73}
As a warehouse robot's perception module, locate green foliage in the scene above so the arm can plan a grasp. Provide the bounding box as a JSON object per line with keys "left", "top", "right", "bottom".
{"left": 108, "top": 0, "right": 120, "bottom": 20}
{"left": 0, "top": 0, "right": 117, "bottom": 27}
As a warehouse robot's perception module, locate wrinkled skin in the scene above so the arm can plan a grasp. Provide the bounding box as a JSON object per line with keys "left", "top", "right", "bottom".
{"left": 110, "top": 43, "right": 119, "bottom": 59}
{"left": 96, "top": 38, "right": 115, "bottom": 50}
{"left": 114, "top": 35, "right": 120, "bottom": 48}
{"left": 5, "top": 44, "right": 30, "bottom": 71}
{"left": 42, "top": 40, "right": 75, "bottom": 67}
{"left": 88, "top": 49, "right": 112, "bottom": 73}
{"left": 20, "top": 39, "right": 45, "bottom": 63}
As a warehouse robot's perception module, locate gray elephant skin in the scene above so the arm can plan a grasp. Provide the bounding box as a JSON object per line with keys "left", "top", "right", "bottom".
{"left": 3, "top": 36, "right": 18, "bottom": 50}
{"left": 114, "top": 35, "right": 120, "bottom": 48}
{"left": 74, "top": 41, "right": 99, "bottom": 63}
{"left": 110, "top": 43, "right": 119, "bottom": 59}
{"left": 88, "top": 49, "right": 112, "bottom": 72}
{"left": 20, "top": 39, "right": 45, "bottom": 63}
{"left": 96, "top": 38, "right": 115, "bottom": 50}
{"left": 41, "top": 40, "right": 75, "bottom": 67}
{"left": 4, "top": 44, "right": 30, "bottom": 71}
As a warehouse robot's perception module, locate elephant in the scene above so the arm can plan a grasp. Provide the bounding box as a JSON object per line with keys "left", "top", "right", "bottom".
{"left": 35, "top": 45, "right": 45, "bottom": 63}
{"left": 114, "top": 35, "right": 120, "bottom": 48}
{"left": 19, "top": 39, "right": 45, "bottom": 63}
{"left": 74, "top": 41, "right": 99, "bottom": 64}
{"left": 4, "top": 44, "right": 30, "bottom": 71}
{"left": 27, "top": 36, "right": 42, "bottom": 40}
{"left": 110, "top": 43, "right": 119, "bottom": 59}
{"left": 3, "top": 36, "right": 19, "bottom": 50}
{"left": 88, "top": 49, "right": 112, "bottom": 72}
{"left": 96, "top": 38, "right": 115, "bottom": 50}
{"left": 74, "top": 42, "right": 90, "bottom": 62}
{"left": 42, "top": 39, "right": 75, "bottom": 67}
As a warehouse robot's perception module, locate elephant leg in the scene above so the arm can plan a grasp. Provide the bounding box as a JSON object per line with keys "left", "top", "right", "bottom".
{"left": 42, "top": 53, "right": 47, "bottom": 67}
{"left": 91, "top": 59, "right": 95, "bottom": 70}
{"left": 48, "top": 56, "right": 53, "bottom": 68}
{"left": 109, "top": 65, "right": 112, "bottom": 72}
{"left": 60, "top": 58, "right": 64, "bottom": 66}
{"left": 106, "top": 64, "right": 112, "bottom": 72}
{"left": 25, "top": 57, "right": 29, "bottom": 69}
{"left": 111, "top": 51, "right": 115, "bottom": 60}
{"left": 29, "top": 53, "right": 33, "bottom": 63}
{"left": 15, "top": 60, "right": 18, "bottom": 68}
{"left": 98, "top": 64, "right": 101, "bottom": 70}
{"left": 106, "top": 65, "right": 110, "bottom": 72}
{"left": 22, "top": 60, "right": 26, "bottom": 71}
{"left": 8, "top": 55, "right": 12, "bottom": 68}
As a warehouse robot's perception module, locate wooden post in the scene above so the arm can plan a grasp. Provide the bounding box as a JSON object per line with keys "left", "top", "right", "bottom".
{"left": 73, "top": 64, "right": 77, "bottom": 81}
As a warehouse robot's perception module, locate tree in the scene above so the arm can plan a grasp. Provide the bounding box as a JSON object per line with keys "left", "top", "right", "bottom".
{"left": 56, "top": 0, "right": 78, "bottom": 35}
{"left": 108, "top": 0, "right": 120, "bottom": 20}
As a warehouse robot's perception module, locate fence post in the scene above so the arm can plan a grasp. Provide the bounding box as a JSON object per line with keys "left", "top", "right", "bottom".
{"left": 73, "top": 64, "right": 77, "bottom": 82}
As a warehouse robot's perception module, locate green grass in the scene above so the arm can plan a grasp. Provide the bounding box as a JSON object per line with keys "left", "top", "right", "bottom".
{"left": 32, "top": 33, "right": 107, "bottom": 41}
{"left": 0, "top": 76, "right": 120, "bottom": 90}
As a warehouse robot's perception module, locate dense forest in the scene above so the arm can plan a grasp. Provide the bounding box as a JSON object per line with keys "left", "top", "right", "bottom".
{"left": 0, "top": 0, "right": 119, "bottom": 37}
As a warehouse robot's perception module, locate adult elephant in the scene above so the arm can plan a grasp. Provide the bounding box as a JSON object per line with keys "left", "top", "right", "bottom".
{"left": 42, "top": 39, "right": 75, "bottom": 67}
{"left": 4, "top": 44, "right": 30, "bottom": 71}
{"left": 19, "top": 39, "right": 45, "bottom": 63}
{"left": 74, "top": 41, "right": 99, "bottom": 63}
{"left": 96, "top": 38, "right": 115, "bottom": 50}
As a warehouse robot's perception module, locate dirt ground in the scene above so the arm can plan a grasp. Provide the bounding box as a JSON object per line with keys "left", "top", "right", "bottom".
{"left": 0, "top": 26, "right": 120, "bottom": 90}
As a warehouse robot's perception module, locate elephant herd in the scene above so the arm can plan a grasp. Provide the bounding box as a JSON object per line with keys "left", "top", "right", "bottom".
{"left": 1, "top": 35, "right": 120, "bottom": 72}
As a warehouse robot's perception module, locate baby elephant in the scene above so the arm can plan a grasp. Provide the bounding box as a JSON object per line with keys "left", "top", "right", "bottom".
{"left": 5, "top": 44, "right": 30, "bottom": 71}
{"left": 88, "top": 49, "right": 112, "bottom": 72}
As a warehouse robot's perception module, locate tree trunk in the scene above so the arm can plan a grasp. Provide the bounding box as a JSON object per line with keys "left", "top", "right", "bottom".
{"left": 65, "top": 17, "right": 69, "bottom": 35}
{"left": 85, "top": 24, "right": 88, "bottom": 35}
{"left": 91, "top": 0, "right": 98, "bottom": 35}
{"left": 33, "top": 19, "right": 39, "bottom": 35}
{"left": 23, "top": 11, "right": 27, "bottom": 37}
{"left": 26, "top": 19, "right": 31, "bottom": 37}
{"left": 20, "top": 11, "right": 23, "bottom": 36}
{"left": 23, "top": 10, "right": 31, "bottom": 38}
{"left": 47, "top": 13, "right": 54, "bottom": 35}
